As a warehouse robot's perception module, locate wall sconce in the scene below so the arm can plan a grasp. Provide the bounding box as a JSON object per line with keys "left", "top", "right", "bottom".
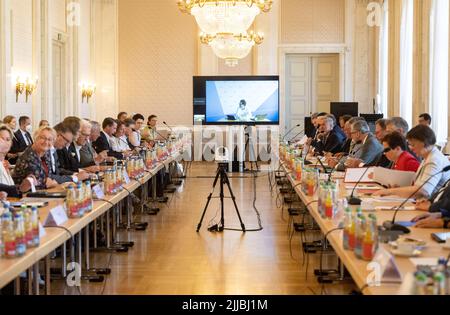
{"left": 15, "top": 76, "right": 38, "bottom": 103}
{"left": 25, "top": 77, "right": 38, "bottom": 102}
{"left": 81, "top": 83, "right": 96, "bottom": 103}
{"left": 16, "top": 77, "right": 25, "bottom": 103}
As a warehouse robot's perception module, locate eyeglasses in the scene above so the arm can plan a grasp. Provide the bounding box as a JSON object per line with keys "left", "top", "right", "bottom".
{"left": 37, "top": 136, "right": 54, "bottom": 143}
{"left": 383, "top": 147, "right": 392, "bottom": 154}
{"left": 58, "top": 133, "right": 72, "bottom": 144}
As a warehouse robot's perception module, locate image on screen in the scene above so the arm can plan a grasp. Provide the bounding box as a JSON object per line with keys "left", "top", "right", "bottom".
{"left": 205, "top": 80, "right": 279, "bottom": 125}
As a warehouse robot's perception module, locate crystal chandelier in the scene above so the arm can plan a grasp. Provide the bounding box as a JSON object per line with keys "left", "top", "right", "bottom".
{"left": 178, "top": 0, "right": 272, "bottom": 66}
{"left": 200, "top": 32, "right": 264, "bottom": 67}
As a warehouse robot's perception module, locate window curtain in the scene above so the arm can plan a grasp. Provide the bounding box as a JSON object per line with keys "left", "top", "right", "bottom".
{"left": 399, "top": 0, "right": 413, "bottom": 128}
{"left": 429, "top": 0, "right": 449, "bottom": 146}
{"left": 378, "top": 0, "right": 389, "bottom": 117}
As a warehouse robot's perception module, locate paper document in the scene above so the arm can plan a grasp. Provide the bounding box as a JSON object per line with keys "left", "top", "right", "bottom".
{"left": 344, "top": 168, "right": 374, "bottom": 183}
{"left": 372, "top": 167, "right": 415, "bottom": 188}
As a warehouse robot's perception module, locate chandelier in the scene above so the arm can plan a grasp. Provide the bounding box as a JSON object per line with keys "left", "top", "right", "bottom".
{"left": 200, "top": 32, "right": 264, "bottom": 67}
{"left": 178, "top": 0, "right": 272, "bottom": 66}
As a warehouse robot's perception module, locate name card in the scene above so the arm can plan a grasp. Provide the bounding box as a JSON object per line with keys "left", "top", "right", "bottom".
{"left": 373, "top": 247, "right": 403, "bottom": 283}
{"left": 92, "top": 184, "right": 105, "bottom": 199}
{"left": 44, "top": 205, "right": 68, "bottom": 227}
{"left": 123, "top": 170, "right": 131, "bottom": 184}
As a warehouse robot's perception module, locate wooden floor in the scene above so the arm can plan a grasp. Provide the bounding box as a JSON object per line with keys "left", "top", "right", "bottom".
{"left": 54, "top": 162, "right": 355, "bottom": 295}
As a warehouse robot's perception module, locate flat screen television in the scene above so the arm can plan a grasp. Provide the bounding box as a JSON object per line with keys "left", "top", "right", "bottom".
{"left": 193, "top": 76, "right": 280, "bottom": 125}
{"left": 330, "top": 102, "right": 359, "bottom": 122}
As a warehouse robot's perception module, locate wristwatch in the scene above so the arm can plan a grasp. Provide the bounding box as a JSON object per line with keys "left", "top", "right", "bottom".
{"left": 443, "top": 217, "right": 450, "bottom": 229}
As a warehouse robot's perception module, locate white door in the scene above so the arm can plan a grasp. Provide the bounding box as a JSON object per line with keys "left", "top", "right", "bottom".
{"left": 285, "top": 54, "right": 339, "bottom": 137}
{"left": 52, "top": 41, "right": 65, "bottom": 125}
{"left": 312, "top": 55, "right": 339, "bottom": 114}
{"left": 285, "top": 55, "right": 311, "bottom": 135}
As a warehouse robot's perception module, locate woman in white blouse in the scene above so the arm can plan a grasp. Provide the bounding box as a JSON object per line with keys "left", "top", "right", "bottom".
{"left": 373, "top": 125, "right": 450, "bottom": 199}
{"left": 0, "top": 125, "right": 35, "bottom": 196}
{"left": 111, "top": 120, "right": 132, "bottom": 156}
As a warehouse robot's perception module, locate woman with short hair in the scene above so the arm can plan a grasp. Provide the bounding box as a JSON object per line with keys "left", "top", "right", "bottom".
{"left": 373, "top": 125, "right": 450, "bottom": 199}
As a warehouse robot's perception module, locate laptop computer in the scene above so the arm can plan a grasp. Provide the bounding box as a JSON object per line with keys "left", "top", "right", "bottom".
{"left": 255, "top": 114, "right": 268, "bottom": 121}
{"left": 227, "top": 115, "right": 237, "bottom": 121}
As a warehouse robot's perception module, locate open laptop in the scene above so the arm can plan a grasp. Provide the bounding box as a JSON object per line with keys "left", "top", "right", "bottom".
{"left": 227, "top": 115, "right": 237, "bottom": 121}
{"left": 255, "top": 114, "right": 268, "bottom": 121}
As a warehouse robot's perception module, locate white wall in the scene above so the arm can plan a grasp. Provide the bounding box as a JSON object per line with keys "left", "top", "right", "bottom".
{"left": 0, "top": 0, "right": 116, "bottom": 126}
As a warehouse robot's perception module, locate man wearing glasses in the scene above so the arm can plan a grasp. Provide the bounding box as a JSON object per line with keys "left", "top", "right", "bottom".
{"left": 50, "top": 123, "right": 90, "bottom": 184}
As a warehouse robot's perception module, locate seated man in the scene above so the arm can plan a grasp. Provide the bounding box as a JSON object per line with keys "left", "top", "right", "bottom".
{"left": 50, "top": 123, "right": 89, "bottom": 184}
{"left": 344, "top": 120, "right": 383, "bottom": 168}
{"left": 313, "top": 115, "right": 346, "bottom": 155}
{"left": 9, "top": 116, "right": 33, "bottom": 164}
{"left": 80, "top": 121, "right": 107, "bottom": 168}
{"left": 93, "top": 118, "right": 124, "bottom": 160}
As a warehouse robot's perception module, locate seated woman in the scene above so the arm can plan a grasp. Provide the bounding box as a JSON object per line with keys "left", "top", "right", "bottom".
{"left": 110, "top": 120, "right": 132, "bottom": 156}
{"left": 12, "top": 127, "right": 59, "bottom": 190}
{"left": 0, "top": 125, "right": 36, "bottom": 197}
{"left": 235, "top": 100, "right": 253, "bottom": 122}
{"left": 381, "top": 131, "right": 420, "bottom": 172}
{"left": 373, "top": 125, "right": 450, "bottom": 199}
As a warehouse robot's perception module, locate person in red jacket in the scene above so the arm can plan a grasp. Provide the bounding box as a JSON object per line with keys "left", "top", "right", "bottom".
{"left": 382, "top": 131, "right": 420, "bottom": 172}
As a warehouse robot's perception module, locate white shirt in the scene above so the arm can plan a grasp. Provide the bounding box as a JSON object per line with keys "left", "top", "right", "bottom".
{"left": 21, "top": 130, "right": 31, "bottom": 146}
{"left": 111, "top": 136, "right": 131, "bottom": 153}
{"left": 74, "top": 144, "right": 82, "bottom": 162}
{"left": 415, "top": 146, "right": 450, "bottom": 198}
{"left": 0, "top": 162, "right": 15, "bottom": 186}
{"left": 50, "top": 147, "right": 57, "bottom": 173}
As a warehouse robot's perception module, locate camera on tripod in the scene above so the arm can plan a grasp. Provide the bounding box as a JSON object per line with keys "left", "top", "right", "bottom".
{"left": 215, "top": 146, "right": 231, "bottom": 164}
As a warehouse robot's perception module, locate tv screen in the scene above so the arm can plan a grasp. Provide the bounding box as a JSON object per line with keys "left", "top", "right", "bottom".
{"left": 193, "top": 76, "right": 280, "bottom": 125}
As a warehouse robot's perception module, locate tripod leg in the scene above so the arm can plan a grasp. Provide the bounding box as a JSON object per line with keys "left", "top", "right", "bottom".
{"left": 196, "top": 170, "right": 221, "bottom": 232}
{"left": 223, "top": 172, "right": 246, "bottom": 232}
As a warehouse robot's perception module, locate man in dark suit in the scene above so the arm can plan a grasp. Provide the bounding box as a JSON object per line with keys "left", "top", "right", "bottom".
{"left": 314, "top": 115, "right": 346, "bottom": 155}
{"left": 93, "top": 118, "right": 124, "bottom": 160}
{"left": 10, "top": 116, "right": 33, "bottom": 164}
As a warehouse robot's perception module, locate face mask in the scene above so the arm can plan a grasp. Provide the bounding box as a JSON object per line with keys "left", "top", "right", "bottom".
{"left": 26, "top": 125, "right": 33, "bottom": 133}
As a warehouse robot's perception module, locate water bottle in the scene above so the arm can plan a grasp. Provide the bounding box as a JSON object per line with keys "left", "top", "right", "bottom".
{"left": 66, "top": 185, "right": 77, "bottom": 218}
{"left": 77, "top": 182, "right": 85, "bottom": 217}
{"left": 343, "top": 208, "right": 352, "bottom": 250}
{"left": 14, "top": 212, "right": 27, "bottom": 257}
{"left": 354, "top": 214, "right": 366, "bottom": 259}
{"left": 31, "top": 207, "right": 40, "bottom": 247}
{"left": 23, "top": 208, "right": 34, "bottom": 248}
{"left": 362, "top": 214, "right": 377, "bottom": 261}
{"left": 2, "top": 212, "right": 16, "bottom": 258}
{"left": 85, "top": 181, "right": 93, "bottom": 213}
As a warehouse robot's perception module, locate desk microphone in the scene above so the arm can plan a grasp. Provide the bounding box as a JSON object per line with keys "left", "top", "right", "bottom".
{"left": 282, "top": 124, "right": 301, "bottom": 141}
{"left": 288, "top": 129, "right": 306, "bottom": 144}
{"left": 347, "top": 167, "right": 372, "bottom": 206}
{"left": 383, "top": 165, "right": 450, "bottom": 234}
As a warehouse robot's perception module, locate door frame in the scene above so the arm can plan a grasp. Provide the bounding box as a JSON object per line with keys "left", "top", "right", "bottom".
{"left": 52, "top": 37, "right": 67, "bottom": 124}
{"left": 279, "top": 45, "right": 348, "bottom": 132}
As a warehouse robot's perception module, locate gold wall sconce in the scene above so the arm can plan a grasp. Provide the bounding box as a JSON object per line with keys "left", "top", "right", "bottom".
{"left": 16, "top": 76, "right": 38, "bottom": 103}
{"left": 81, "top": 83, "right": 96, "bottom": 103}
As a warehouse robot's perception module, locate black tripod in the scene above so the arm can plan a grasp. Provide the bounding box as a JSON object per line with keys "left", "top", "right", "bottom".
{"left": 196, "top": 163, "right": 246, "bottom": 233}
{"left": 244, "top": 125, "right": 259, "bottom": 172}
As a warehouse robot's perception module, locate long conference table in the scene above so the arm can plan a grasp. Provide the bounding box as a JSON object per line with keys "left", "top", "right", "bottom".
{"left": 0, "top": 151, "right": 183, "bottom": 294}
{"left": 280, "top": 159, "right": 450, "bottom": 295}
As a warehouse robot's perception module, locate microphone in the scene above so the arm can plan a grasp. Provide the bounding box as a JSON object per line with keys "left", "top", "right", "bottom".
{"left": 152, "top": 128, "right": 168, "bottom": 142}
{"left": 282, "top": 124, "right": 301, "bottom": 141}
{"left": 163, "top": 121, "right": 174, "bottom": 133}
{"left": 383, "top": 165, "right": 450, "bottom": 234}
{"left": 347, "top": 167, "right": 372, "bottom": 206}
{"left": 288, "top": 129, "right": 305, "bottom": 144}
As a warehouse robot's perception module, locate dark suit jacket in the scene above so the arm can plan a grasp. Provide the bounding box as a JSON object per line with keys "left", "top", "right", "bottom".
{"left": 48, "top": 150, "right": 74, "bottom": 184}
{"left": 10, "top": 130, "right": 33, "bottom": 164}
{"left": 430, "top": 181, "right": 450, "bottom": 216}
{"left": 314, "top": 129, "right": 346, "bottom": 155}
{"left": 57, "top": 143, "right": 81, "bottom": 173}
{"left": 93, "top": 132, "right": 123, "bottom": 160}
{"left": 0, "top": 183, "right": 21, "bottom": 198}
